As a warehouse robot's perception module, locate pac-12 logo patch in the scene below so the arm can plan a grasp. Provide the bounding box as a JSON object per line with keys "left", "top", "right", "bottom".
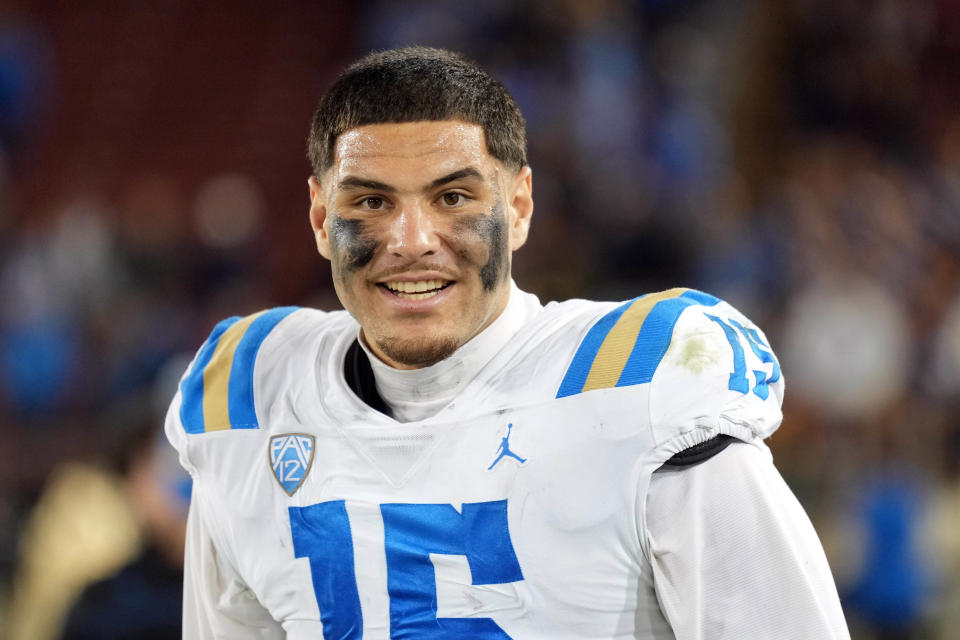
{"left": 269, "top": 434, "right": 315, "bottom": 496}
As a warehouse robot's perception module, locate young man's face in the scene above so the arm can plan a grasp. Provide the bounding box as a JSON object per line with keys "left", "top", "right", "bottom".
{"left": 309, "top": 121, "right": 533, "bottom": 369}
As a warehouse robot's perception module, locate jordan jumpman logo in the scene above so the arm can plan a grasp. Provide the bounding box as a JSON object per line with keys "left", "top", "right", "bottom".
{"left": 488, "top": 423, "right": 526, "bottom": 470}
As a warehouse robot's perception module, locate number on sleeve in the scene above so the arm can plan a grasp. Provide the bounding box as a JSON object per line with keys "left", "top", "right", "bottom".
{"left": 705, "top": 314, "right": 750, "bottom": 394}
{"left": 706, "top": 314, "right": 780, "bottom": 399}
{"left": 728, "top": 318, "right": 781, "bottom": 400}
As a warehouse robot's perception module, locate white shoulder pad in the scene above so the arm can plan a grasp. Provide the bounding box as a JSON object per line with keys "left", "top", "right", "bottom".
{"left": 556, "top": 288, "right": 727, "bottom": 398}
{"left": 164, "top": 307, "right": 300, "bottom": 450}
{"left": 552, "top": 288, "right": 782, "bottom": 454}
{"left": 649, "top": 295, "right": 784, "bottom": 454}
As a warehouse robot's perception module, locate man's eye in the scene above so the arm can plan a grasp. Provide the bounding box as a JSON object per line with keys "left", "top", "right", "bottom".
{"left": 441, "top": 193, "right": 462, "bottom": 206}
{"left": 363, "top": 197, "right": 384, "bottom": 210}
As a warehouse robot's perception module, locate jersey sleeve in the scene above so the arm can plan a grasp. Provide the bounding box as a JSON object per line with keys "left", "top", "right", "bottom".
{"left": 164, "top": 306, "right": 302, "bottom": 475}
{"left": 646, "top": 441, "right": 850, "bottom": 638}
{"left": 163, "top": 308, "right": 301, "bottom": 638}
{"left": 554, "top": 288, "right": 783, "bottom": 457}
{"left": 647, "top": 293, "right": 785, "bottom": 459}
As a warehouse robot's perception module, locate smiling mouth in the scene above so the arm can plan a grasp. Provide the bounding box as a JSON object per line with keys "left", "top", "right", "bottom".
{"left": 379, "top": 279, "right": 453, "bottom": 300}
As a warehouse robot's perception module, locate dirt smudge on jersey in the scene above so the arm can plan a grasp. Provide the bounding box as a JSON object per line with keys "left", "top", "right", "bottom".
{"left": 668, "top": 332, "right": 720, "bottom": 374}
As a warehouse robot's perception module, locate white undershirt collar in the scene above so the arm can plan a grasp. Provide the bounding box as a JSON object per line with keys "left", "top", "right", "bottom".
{"left": 359, "top": 281, "right": 539, "bottom": 423}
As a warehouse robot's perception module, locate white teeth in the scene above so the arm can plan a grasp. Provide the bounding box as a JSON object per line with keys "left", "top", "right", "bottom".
{"left": 394, "top": 290, "right": 440, "bottom": 300}
{"left": 383, "top": 279, "right": 447, "bottom": 294}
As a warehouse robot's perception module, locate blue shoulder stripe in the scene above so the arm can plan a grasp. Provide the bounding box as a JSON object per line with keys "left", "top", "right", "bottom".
{"left": 557, "top": 289, "right": 720, "bottom": 398}
{"left": 617, "top": 290, "right": 720, "bottom": 387}
{"left": 180, "top": 316, "right": 240, "bottom": 434}
{"left": 227, "top": 307, "right": 300, "bottom": 429}
{"left": 179, "top": 307, "right": 299, "bottom": 434}
{"left": 555, "top": 299, "right": 635, "bottom": 399}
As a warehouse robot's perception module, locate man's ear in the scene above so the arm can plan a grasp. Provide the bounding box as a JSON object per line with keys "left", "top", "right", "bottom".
{"left": 308, "top": 176, "right": 332, "bottom": 260}
{"left": 507, "top": 166, "right": 533, "bottom": 251}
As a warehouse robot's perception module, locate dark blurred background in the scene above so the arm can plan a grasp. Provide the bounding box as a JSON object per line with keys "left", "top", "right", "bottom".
{"left": 1, "top": 1, "right": 959, "bottom": 638}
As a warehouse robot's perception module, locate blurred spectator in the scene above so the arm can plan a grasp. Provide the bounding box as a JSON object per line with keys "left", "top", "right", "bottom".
{"left": 0, "top": 8, "right": 53, "bottom": 158}
{"left": 59, "top": 397, "right": 189, "bottom": 639}
{"left": 0, "top": 222, "right": 83, "bottom": 416}
{"left": 5, "top": 461, "right": 141, "bottom": 640}
{"left": 928, "top": 292, "right": 960, "bottom": 399}
{"left": 842, "top": 472, "right": 934, "bottom": 639}
{"left": 928, "top": 426, "right": 960, "bottom": 639}
{"left": 5, "top": 360, "right": 190, "bottom": 640}
{"left": 780, "top": 274, "right": 912, "bottom": 422}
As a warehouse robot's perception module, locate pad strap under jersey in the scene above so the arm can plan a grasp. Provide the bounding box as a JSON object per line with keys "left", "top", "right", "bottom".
{"left": 661, "top": 435, "right": 737, "bottom": 469}
{"left": 343, "top": 339, "right": 393, "bottom": 418}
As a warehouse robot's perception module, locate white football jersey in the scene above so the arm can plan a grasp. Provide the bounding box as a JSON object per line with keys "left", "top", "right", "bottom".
{"left": 165, "top": 288, "right": 839, "bottom": 639}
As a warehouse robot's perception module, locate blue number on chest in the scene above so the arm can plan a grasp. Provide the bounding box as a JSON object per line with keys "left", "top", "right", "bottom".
{"left": 289, "top": 499, "right": 522, "bottom": 639}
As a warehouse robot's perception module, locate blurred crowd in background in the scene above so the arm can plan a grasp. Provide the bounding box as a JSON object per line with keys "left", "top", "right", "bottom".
{"left": 1, "top": 0, "right": 959, "bottom": 638}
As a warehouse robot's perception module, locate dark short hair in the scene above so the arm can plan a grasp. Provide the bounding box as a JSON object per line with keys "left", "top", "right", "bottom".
{"left": 308, "top": 47, "right": 527, "bottom": 178}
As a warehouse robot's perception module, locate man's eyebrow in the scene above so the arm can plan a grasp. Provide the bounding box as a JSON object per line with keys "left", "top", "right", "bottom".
{"left": 336, "top": 168, "right": 484, "bottom": 193}
{"left": 336, "top": 176, "right": 396, "bottom": 192}
{"left": 428, "top": 167, "right": 484, "bottom": 189}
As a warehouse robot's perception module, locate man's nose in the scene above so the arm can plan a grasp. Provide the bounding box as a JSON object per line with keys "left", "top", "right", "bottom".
{"left": 384, "top": 202, "right": 441, "bottom": 259}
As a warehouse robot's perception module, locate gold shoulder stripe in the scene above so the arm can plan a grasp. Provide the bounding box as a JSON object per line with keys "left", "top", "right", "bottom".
{"left": 202, "top": 311, "right": 266, "bottom": 432}
{"left": 581, "top": 288, "right": 688, "bottom": 393}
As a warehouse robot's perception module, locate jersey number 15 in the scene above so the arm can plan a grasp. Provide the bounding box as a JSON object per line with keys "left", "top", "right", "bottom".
{"left": 289, "top": 499, "right": 523, "bottom": 639}
{"left": 706, "top": 315, "right": 781, "bottom": 399}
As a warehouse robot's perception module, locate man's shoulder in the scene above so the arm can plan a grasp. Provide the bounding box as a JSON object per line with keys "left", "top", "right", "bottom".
{"left": 480, "top": 288, "right": 733, "bottom": 404}
{"left": 542, "top": 287, "right": 783, "bottom": 462}
{"left": 548, "top": 287, "right": 732, "bottom": 399}
{"left": 172, "top": 306, "right": 353, "bottom": 436}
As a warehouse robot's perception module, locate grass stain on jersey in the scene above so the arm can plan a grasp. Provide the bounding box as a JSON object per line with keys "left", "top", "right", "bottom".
{"left": 669, "top": 333, "right": 719, "bottom": 374}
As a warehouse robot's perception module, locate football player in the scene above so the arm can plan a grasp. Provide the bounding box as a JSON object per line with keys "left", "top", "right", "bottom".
{"left": 166, "top": 47, "right": 849, "bottom": 638}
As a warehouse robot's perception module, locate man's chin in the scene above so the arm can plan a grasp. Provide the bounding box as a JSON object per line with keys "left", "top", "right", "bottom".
{"left": 373, "top": 335, "right": 462, "bottom": 369}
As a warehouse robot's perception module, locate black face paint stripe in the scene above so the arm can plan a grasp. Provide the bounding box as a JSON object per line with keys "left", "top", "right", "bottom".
{"left": 453, "top": 196, "right": 509, "bottom": 292}
{"left": 331, "top": 216, "right": 378, "bottom": 271}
